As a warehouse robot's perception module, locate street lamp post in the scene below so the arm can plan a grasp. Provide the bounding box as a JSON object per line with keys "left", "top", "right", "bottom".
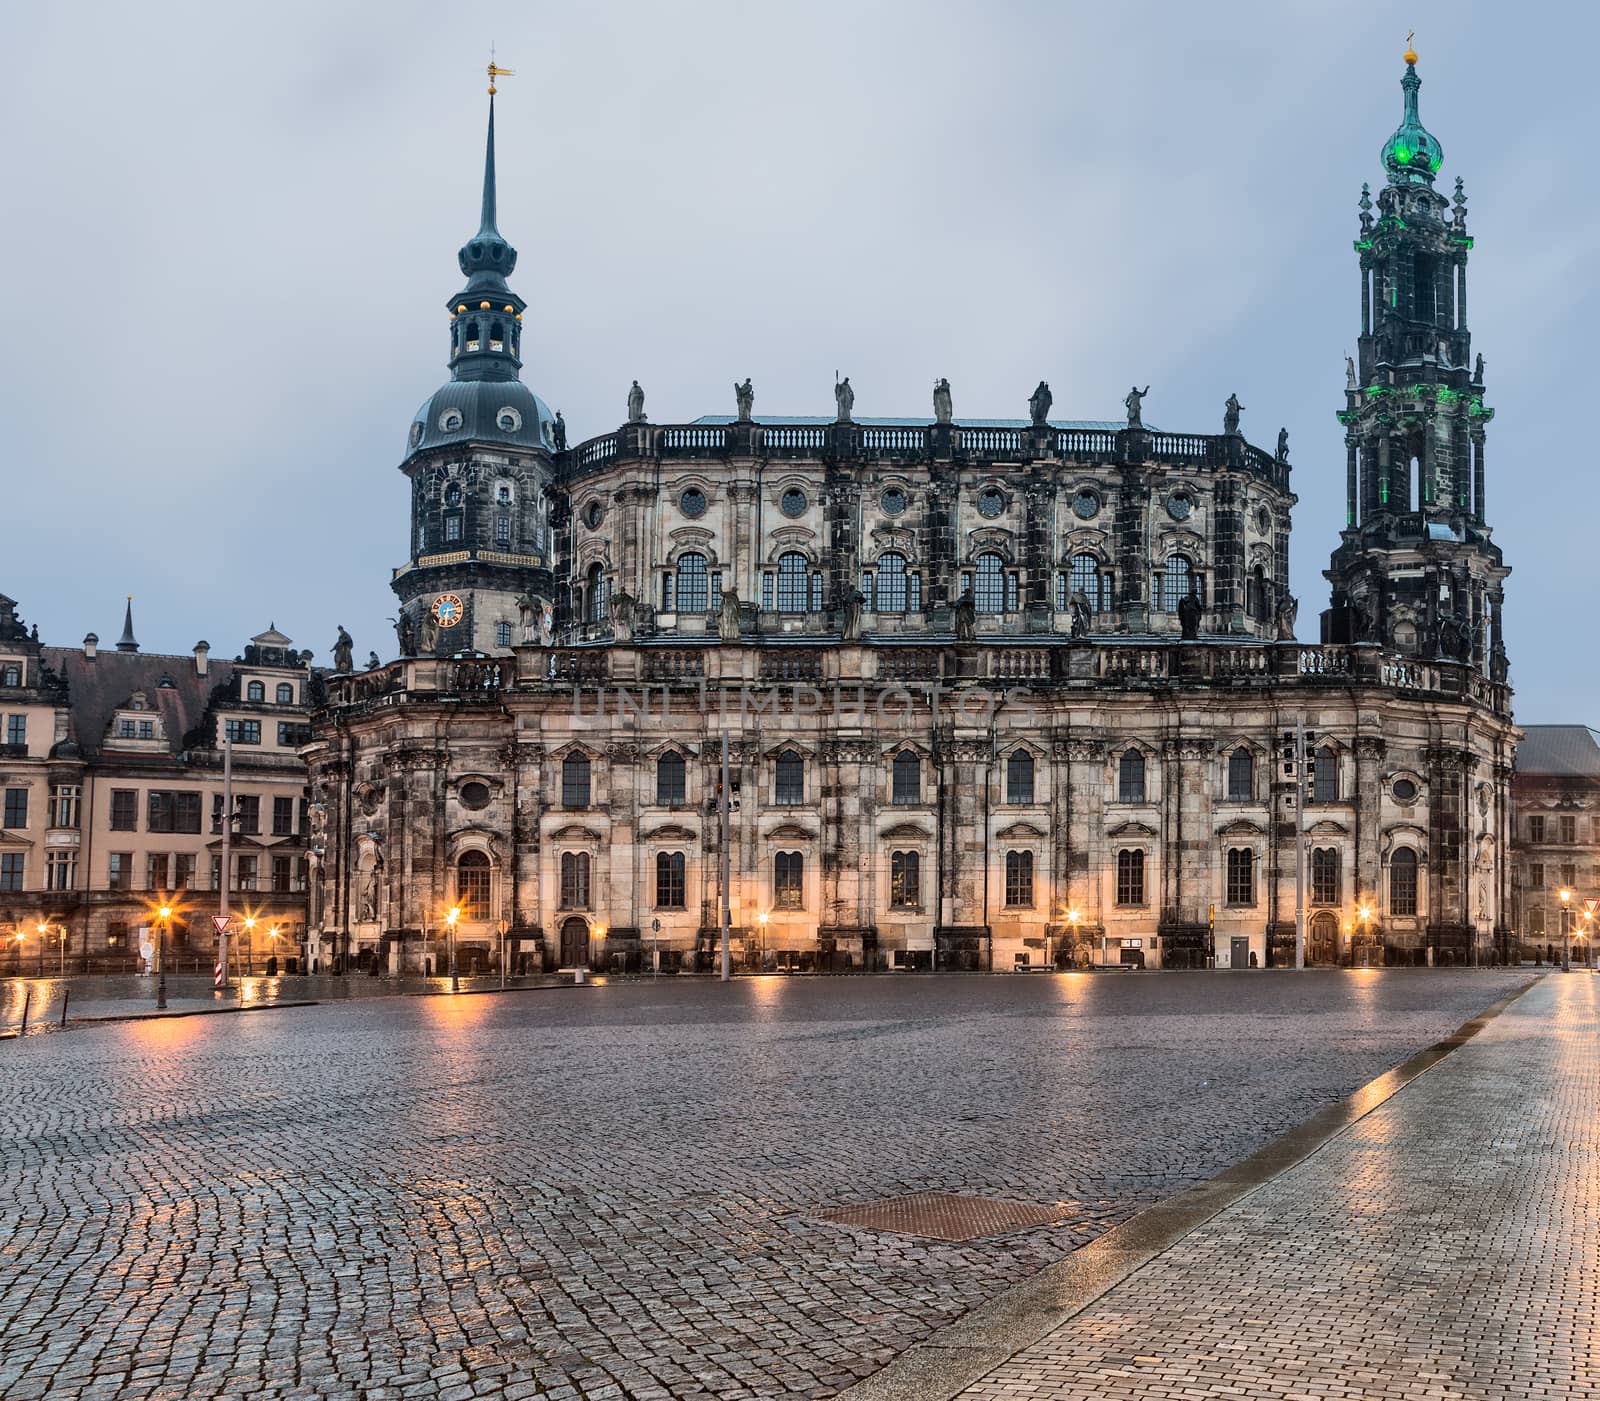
{"left": 1585, "top": 909, "right": 1595, "bottom": 970}
{"left": 757, "top": 911, "right": 768, "bottom": 972}
{"left": 446, "top": 905, "right": 460, "bottom": 992}
{"left": 1067, "top": 908, "right": 1081, "bottom": 970}
{"left": 1560, "top": 888, "right": 1573, "bottom": 972}
{"left": 156, "top": 904, "right": 172, "bottom": 1010}
{"left": 243, "top": 915, "right": 256, "bottom": 976}
{"left": 1357, "top": 903, "right": 1372, "bottom": 968}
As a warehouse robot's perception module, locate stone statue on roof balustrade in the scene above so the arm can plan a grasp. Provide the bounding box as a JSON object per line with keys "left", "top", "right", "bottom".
{"left": 1124, "top": 385, "right": 1149, "bottom": 429}
{"left": 1029, "top": 381, "right": 1053, "bottom": 427}
{"left": 734, "top": 378, "right": 754, "bottom": 423}
{"left": 627, "top": 380, "right": 646, "bottom": 424}
{"left": 834, "top": 376, "right": 854, "bottom": 423}
{"left": 932, "top": 378, "right": 953, "bottom": 425}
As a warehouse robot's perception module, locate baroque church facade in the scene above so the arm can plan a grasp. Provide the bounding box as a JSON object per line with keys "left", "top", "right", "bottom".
{"left": 304, "top": 50, "right": 1517, "bottom": 975}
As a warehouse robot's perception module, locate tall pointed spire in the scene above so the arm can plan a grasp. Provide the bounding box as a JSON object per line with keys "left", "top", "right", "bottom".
{"left": 1382, "top": 38, "right": 1444, "bottom": 185}
{"left": 478, "top": 91, "right": 500, "bottom": 238}
{"left": 116, "top": 595, "right": 139, "bottom": 653}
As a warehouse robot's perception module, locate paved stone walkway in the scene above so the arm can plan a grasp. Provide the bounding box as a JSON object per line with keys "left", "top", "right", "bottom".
{"left": 0, "top": 972, "right": 1535, "bottom": 1399}
{"left": 953, "top": 972, "right": 1598, "bottom": 1401}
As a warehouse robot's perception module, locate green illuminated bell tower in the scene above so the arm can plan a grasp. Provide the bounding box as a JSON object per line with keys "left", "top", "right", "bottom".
{"left": 1323, "top": 43, "right": 1508, "bottom": 681}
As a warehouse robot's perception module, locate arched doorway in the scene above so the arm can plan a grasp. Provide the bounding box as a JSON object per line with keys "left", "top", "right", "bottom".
{"left": 560, "top": 916, "right": 589, "bottom": 968}
{"left": 1308, "top": 911, "right": 1339, "bottom": 966}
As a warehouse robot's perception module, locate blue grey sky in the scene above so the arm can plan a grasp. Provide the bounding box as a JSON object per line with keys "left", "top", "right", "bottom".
{"left": 1, "top": 2, "right": 1593, "bottom": 721}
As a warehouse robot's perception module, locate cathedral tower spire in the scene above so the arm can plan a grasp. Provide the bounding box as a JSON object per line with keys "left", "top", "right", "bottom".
{"left": 1323, "top": 44, "right": 1507, "bottom": 681}
{"left": 447, "top": 83, "right": 526, "bottom": 384}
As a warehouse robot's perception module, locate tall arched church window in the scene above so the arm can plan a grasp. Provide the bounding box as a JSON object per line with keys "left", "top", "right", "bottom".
{"left": 974, "top": 553, "right": 1006, "bottom": 614}
{"left": 675, "top": 553, "right": 709, "bottom": 613}
{"left": 586, "top": 564, "right": 607, "bottom": 622}
{"left": 1006, "top": 750, "right": 1034, "bottom": 805}
{"left": 456, "top": 850, "right": 491, "bottom": 920}
{"left": 1390, "top": 847, "right": 1419, "bottom": 916}
{"left": 656, "top": 751, "right": 686, "bottom": 805}
{"left": 875, "top": 552, "right": 909, "bottom": 612}
{"left": 776, "top": 552, "right": 811, "bottom": 612}
{"left": 1070, "top": 554, "right": 1107, "bottom": 612}
{"left": 892, "top": 751, "right": 920, "bottom": 805}
{"left": 1227, "top": 747, "right": 1254, "bottom": 802}
{"left": 562, "top": 753, "right": 591, "bottom": 808}
{"left": 1119, "top": 749, "right": 1146, "bottom": 803}
{"left": 1313, "top": 746, "right": 1338, "bottom": 804}
{"left": 1159, "top": 555, "right": 1195, "bottom": 613}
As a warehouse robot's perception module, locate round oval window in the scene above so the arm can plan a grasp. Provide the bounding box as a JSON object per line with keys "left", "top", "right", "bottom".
{"left": 781, "top": 487, "right": 807, "bottom": 518}
{"left": 881, "top": 487, "right": 907, "bottom": 516}
{"left": 1393, "top": 777, "right": 1418, "bottom": 803}
{"left": 496, "top": 407, "right": 522, "bottom": 433}
{"left": 977, "top": 487, "right": 1004, "bottom": 518}
{"left": 1167, "top": 493, "right": 1193, "bottom": 521}
{"left": 583, "top": 501, "right": 603, "bottom": 529}
{"left": 1073, "top": 488, "right": 1099, "bottom": 520}
{"left": 679, "top": 487, "right": 707, "bottom": 519}
{"left": 459, "top": 781, "right": 491, "bottom": 810}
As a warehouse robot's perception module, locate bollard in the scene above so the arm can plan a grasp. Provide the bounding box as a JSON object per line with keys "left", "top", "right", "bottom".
{"left": 19, "top": 988, "right": 31, "bottom": 1036}
{"left": 60, "top": 987, "right": 70, "bottom": 1027}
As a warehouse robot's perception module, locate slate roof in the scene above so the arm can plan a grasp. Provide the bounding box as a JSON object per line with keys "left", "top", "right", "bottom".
{"left": 1515, "top": 726, "right": 1600, "bottom": 779}
{"left": 41, "top": 648, "right": 234, "bottom": 760}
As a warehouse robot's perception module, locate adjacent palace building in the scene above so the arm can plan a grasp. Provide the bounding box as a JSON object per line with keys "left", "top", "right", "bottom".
{"left": 298, "top": 48, "right": 1519, "bottom": 976}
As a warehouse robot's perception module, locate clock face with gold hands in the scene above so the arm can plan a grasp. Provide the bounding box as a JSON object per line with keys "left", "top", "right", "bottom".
{"left": 431, "top": 593, "right": 464, "bottom": 627}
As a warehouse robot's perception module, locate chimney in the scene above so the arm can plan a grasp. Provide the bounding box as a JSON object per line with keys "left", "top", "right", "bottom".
{"left": 194, "top": 640, "right": 210, "bottom": 678}
{"left": 83, "top": 633, "right": 98, "bottom": 660}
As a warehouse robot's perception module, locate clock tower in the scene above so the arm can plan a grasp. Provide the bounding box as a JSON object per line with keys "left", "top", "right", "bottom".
{"left": 391, "top": 85, "right": 558, "bottom": 657}
{"left": 1322, "top": 42, "right": 1508, "bottom": 680}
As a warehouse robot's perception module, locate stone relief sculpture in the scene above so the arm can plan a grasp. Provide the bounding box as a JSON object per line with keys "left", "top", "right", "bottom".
{"left": 516, "top": 594, "right": 538, "bottom": 644}
{"left": 1124, "top": 385, "right": 1149, "bottom": 429}
{"left": 419, "top": 609, "right": 440, "bottom": 655}
{"left": 611, "top": 589, "right": 636, "bottom": 643}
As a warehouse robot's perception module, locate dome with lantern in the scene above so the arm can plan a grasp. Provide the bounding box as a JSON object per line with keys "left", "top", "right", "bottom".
{"left": 1382, "top": 43, "right": 1444, "bottom": 185}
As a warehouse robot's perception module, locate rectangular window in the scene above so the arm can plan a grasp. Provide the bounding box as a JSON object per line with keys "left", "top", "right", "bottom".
{"left": 774, "top": 851, "right": 804, "bottom": 909}
{"left": 810, "top": 574, "right": 823, "bottom": 611}
{"left": 1004, "top": 850, "right": 1034, "bottom": 908}
{"left": 1226, "top": 848, "right": 1256, "bottom": 906}
{"left": 106, "top": 921, "right": 128, "bottom": 948}
{"left": 1561, "top": 863, "right": 1577, "bottom": 890}
{"left": 210, "top": 855, "right": 222, "bottom": 891}
{"left": 861, "top": 572, "right": 875, "bottom": 612}
{"left": 277, "top": 722, "right": 312, "bottom": 747}
{"left": 235, "top": 796, "right": 260, "bottom": 836}
{"left": 909, "top": 574, "right": 922, "bottom": 612}
{"left": 110, "top": 789, "right": 138, "bottom": 830}
{"left": 1116, "top": 848, "right": 1146, "bottom": 907}
{"left": 272, "top": 855, "right": 293, "bottom": 893}
{"left": 1529, "top": 907, "right": 1547, "bottom": 936}
{"left": 138, "top": 720, "right": 154, "bottom": 739}
{"left": 117, "top": 719, "right": 136, "bottom": 739}
{"left": 495, "top": 621, "right": 512, "bottom": 648}
{"left": 1530, "top": 863, "right": 1545, "bottom": 889}
{"left": 50, "top": 785, "right": 81, "bottom": 828}
{"left": 710, "top": 571, "right": 723, "bottom": 613}
{"left": 775, "top": 753, "right": 804, "bottom": 805}
{"left": 495, "top": 515, "right": 511, "bottom": 545}
{"left": 655, "top": 851, "right": 685, "bottom": 909}
{"left": 1312, "top": 848, "right": 1341, "bottom": 905}
{"left": 890, "top": 850, "right": 921, "bottom": 908}
{"left": 661, "top": 573, "right": 674, "bottom": 612}
{"left": 1227, "top": 750, "right": 1254, "bottom": 802}
{"left": 272, "top": 796, "right": 295, "bottom": 836}
{"left": 173, "top": 854, "right": 195, "bottom": 890}
{"left": 0, "top": 852, "right": 21, "bottom": 891}
{"left": 1528, "top": 816, "right": 1545, "bottom": 842}
{"left": 6, "top": 714, "right": 25, "bottom": 747}
{"left": 107, "top": 852, "right": 131, "bottom": 889}
{"left": 444, "top": 515, "right": 463, "bottom": 542}
{"left": 2, "top": 788, "right": 26, "bottom": 828}
{"left": 46, "top": 851, "right": 75, "bottom": 891}
{"left": 225, "top": 719, "right": 261, "bottom": 745}
{"left": 1312, "top": 749, "right": 1338, "bottom": 804}
{"left": 145, "top": 853, "right": 167, "bottom": 891}
{"left": 559, "top": 851, "right": 591, "bottom": 910}
{"left": 237, "top": 855, "right": 258, "bottom": 892}
{"left": 761, "top": 573, "right": 774, "bottom": 611}
{"left": 147, "top": 791, "right": 201, "bottom": 834}
{"left": 1561, "top": 815, "right": 1577, "bottom": 844}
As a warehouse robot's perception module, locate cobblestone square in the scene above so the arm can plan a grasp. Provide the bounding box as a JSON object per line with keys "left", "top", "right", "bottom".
{"left": 0, "top": 971, "right": 1531, "bottom": 1399}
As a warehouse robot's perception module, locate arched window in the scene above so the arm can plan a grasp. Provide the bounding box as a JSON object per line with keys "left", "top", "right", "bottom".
{"left": 559, "top": 851, "right": 591, "bottom": 909}
{"left": 890, "top": 850, "right": 920, "bottom": 908}
{"left": 2, "top": 666, "right": 19, "bottom": 686}
{"left": 1070, "top": 554, "right": 1107, "bottom": 612}
{"left": 246, "top": 681, "right": 265, "bottom": 702}
{"left": 1313, "top": 745, "right": 1338, "bottom": 804}
{"left": 1004, "top": 850, "right": 1034, "bottom": 907}
{"left": 892, "top": 751, "right": 920, "bottom": 805}
{"left": 875, "top": 552, "right": 909, "bottom": 612}
{"left": 1160, "top": 555, "right": 1195, "bottom": 613}
{"left": 775, "top": 750, "right": 804, "bottom": 804}
{"left": 774, "top": 851, "right": 804, "bottom": 909}
{"left": 656, "top": 751, "right": 686, "bottom": 805}
{"left": 276, "top": 683, "right": 294, "bottom": 705}
{"left": 655, "top": 851, "right": 685, "bottom": 909}
{"left": 456, "top": 850, "right": 491, "bottom": 920}
{"left": 974, "top": 553, "right": 1006, "bottom": 613}
{"left": 1226, "top": 848, "right": 1255, "bottom": 906}
{"left": 1119, "top": 749, "right": 1146, "bottom": 803}
{"left": 675, "top": 553, "right": 709, "bottom": 613}
{"left": 1312, "top": 847, "right": 1341, "bottom": 905}
{"left": 1116, "top": 848, "right": 1145, "bottom": 906}
{"left": 1250, "top": 565, "right": 1268, "bottom": 621}
{"left": 585, "top": 564, "right": 607, "bottom": 622}
{"left": 1227, "top": 747, "right": 1254, "bottom": 802}
{"left": 562, "top": 752, "right": 591, "bottom": 807}
{"left": 1007, "top": 750, "right": 1034, "bottom": 805}
{"left": 1390, "top": 847, "right": 1418, "bottom": 916}
{"left": 776, "top": 552, "right": 811, "bottom": 612}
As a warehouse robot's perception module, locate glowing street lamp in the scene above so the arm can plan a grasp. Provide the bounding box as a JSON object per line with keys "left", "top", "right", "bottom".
{"left": 1560, "top": 888, "right": 1573, "bottom": 972}
{"left": 446, "top": 905, "right": 461, "bottom": 991}
{"left": 243, "top": 915, "right": 257, "bottom": 976}
{"left": 156, "top": 903, "right": 173, "bottom": 1009}
{"left": 757, "top": 911, "right": 769, "bottom": 971}
{"left": 1356, "top": 903, "right": 1373, "bottom": 967}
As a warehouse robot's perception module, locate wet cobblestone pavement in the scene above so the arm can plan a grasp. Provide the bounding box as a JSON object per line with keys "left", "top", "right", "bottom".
{"left": 954, "top": 971, "right": 1591, "bottom": 1401}
{"left": 0, "top": 970, "right": 1531, "bottom": 1399}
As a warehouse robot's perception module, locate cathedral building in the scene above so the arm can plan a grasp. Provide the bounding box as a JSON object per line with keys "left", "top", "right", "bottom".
{"left": 305, "top": 49, "right": 1517, "bottom": 976}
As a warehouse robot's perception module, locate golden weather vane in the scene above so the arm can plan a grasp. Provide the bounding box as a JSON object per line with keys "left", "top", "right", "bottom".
{"left": 487, "top": 44, "right": 515, "bottom": 95}
{"left": 1404, "top": 31, "right": 1418, "bottom": 64}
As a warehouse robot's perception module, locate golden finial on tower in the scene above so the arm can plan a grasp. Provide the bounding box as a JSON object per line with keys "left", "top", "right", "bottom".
{"left": 487, "top": 45, "right": 514, "bottom": 95}
{"left": 1404, "top": 31, "right": 1418, "bottom": 66}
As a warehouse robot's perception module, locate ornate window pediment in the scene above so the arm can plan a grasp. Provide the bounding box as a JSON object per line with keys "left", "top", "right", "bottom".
{"left": 642, "top": 823, "right": 697, "bottom": 842}
{"left": 765, "top": 820, "right": 815, "bottom": 842}
{"left": 1308, "top": 819, "right": 1351, "bottom": 838}
{"left": 1218, "top": 818, "right": 1265, "bottom": 837}
{"left": 880, "top": 821, "right": 932, "bottom": 840}
{"left": 965, "top": 526, "right": 1015, "bottom": 559}
{"left": 996, "top": 820, "right": 1045, "bottom": 840}
{"left": 1107, "top": 819, "right": 1157, "bottom": 838}
{"left": 551, "top": 824, "right": 604, "bottom": 843}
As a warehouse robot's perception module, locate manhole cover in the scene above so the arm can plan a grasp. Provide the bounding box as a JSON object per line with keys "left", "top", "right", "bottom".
{"left": 811, "top": 1192, "right": 1071, "bottom": 1242}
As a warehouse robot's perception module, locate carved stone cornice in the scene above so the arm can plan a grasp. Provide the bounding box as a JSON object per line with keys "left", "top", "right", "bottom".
{"left": 941, "top": 741, "right": 991, "bottom": 763}
{"left": 389, "top": 747, "right": 449, "bottom": 772}
{"left": 606, "top": 741, "right": 643, "bottom": 762}
{"left": 819, "top": 739, "right": 877, "bottom": 765}
{"left": 1354, "top": 736, "right": 1386, "bottom": 761}
{"left": 1066, "top": 739, "right": 1106, "bottom": 761}
{"left": 498, "top": 741, "right": 545, "bottom": 767}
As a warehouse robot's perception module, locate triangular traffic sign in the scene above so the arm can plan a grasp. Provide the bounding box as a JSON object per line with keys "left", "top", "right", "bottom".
{"left": 211, "top": 915, "right": 231, "bottom": 935}
{"left": 1584, "top": 898, "right": 1599, "bottom": 917}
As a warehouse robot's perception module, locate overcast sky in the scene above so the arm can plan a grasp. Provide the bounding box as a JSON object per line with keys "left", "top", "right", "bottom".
{"left": 2, "top": 2, "right": 1594, "bottom": 722}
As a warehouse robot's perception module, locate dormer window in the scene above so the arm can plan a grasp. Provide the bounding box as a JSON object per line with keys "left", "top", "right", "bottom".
{"left": 246, "top": 681, "right": 265, "bottom": 702}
